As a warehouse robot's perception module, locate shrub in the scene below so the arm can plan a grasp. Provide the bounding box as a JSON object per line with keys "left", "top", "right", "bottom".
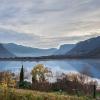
{"left": 19, "top": 81, "right": 31, "bottom": 89}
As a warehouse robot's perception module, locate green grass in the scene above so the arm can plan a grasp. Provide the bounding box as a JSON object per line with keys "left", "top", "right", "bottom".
{"left": 0, "top": 88, "right": 94, "bottom": 100}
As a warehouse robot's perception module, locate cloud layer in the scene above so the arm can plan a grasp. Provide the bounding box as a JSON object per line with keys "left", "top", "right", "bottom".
{"left": 0, "top": 0, "right": 100, "bottom": 48}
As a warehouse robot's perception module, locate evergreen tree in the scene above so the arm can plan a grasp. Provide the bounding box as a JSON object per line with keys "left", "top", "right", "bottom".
{"left": 20, "top": 65, "right": 24, "bottom": 83}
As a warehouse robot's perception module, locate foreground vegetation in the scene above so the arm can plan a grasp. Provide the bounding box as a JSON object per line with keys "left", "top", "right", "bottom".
{"left": 0, "top": 64, "right": 99, "bottom": 100}
{"left": 0, "top": 87, "right": 93, "bottom": 100}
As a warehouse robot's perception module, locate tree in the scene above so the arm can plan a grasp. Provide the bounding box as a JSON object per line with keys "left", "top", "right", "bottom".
{"left": 0, "top": 71, "right": 17, "bottom": 87}
{"left": 31, "top": 64, "right": 52, "bottom": 83}
{"left": 20, "top": 65, "right": 24, "bottom": 83}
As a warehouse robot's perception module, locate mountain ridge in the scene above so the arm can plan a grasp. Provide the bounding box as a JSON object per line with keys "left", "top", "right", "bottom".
{"left": 66, "top": 36, "right": 100, "bottom": 57}
{"left": 0, "top": 43, "right": 14, "bottom": 57}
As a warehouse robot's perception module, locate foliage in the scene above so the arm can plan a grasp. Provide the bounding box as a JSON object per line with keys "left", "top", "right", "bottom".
{"left": 0, "top": 71, "right": 16, "bottom": 87}
{"left": 19, "top": 81, "right": 31, "bottom": 89}
{"left": 19, "top": 65, "right": 24, "bottom": 83}
{"left": 31, "top": 64, "right": 52, "bottom": 82}
{"left": 54, "top": 73, "right": 95, "bottom": 96}
{"left": 0, "top": 64, "right": 97, "bottom": 99}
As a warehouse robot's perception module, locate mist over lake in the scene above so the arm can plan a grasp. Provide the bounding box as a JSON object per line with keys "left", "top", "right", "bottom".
{"left": 0, "top": 59, "right": 100, "bottom": 80}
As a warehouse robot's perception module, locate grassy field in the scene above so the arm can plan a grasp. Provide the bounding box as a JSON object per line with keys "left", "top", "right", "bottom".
{"left": 0, "top": 88, "right": 94, "bottom": 100}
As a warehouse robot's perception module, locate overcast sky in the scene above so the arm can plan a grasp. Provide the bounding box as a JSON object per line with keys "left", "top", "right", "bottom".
{"left": 0, "top": 0, "right": 100, "bottom": 48}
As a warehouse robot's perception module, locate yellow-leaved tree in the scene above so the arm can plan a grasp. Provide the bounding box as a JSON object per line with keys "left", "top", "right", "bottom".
{"left": 31, "top": 64, "right": 52, "bottom": 83}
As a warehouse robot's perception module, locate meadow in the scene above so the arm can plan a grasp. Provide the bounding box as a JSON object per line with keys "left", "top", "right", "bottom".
{"left": 0, "top": 88, "right": 93, "bottom": 100}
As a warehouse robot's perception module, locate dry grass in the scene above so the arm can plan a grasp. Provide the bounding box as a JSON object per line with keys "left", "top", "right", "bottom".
{"left": 1, "top": 88, "right": 91, "bottom": 100}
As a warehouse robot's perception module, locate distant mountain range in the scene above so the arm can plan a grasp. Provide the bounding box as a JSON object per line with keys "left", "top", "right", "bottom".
{"left": 3, "top": 43, "right": 57, "bottom": 57}
{"left": 67, "top": 36, "right": 100, "bottom": 58}
{"left": 0, "top": 43, "right": 75, "bottom": 57}
{"left": 55, "top": 44, "right": 75, "bottom": 55}
{"left": 0, "top": 44, "right": 14, "bottom": 57}
{"left": 0, "top": 36, "right": 100, "bottom": 58}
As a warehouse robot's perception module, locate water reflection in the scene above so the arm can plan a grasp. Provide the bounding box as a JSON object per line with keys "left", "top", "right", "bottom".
{"left": 0, "top": 59, "right": 100, "bottom": 78}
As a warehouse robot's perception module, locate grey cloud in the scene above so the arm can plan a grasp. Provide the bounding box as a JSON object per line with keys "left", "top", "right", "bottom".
{"left": 0, "top": 0, "right": 100, "bottom": 48}
{"left": 0, "top": 27, "right": 99, "bottom": 48}
{"left": 0, "top": 28, "right": 40, "bottom": 45}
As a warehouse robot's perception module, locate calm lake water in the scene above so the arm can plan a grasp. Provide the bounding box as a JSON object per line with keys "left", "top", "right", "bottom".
{"left": 0, "top": 59, "right": 100, "bottom": 80}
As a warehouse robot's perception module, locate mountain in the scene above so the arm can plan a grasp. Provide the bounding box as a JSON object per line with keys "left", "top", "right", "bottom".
{"left": 0, "top": 44, "right": 14, "bottom": 57}
{"left": 86, "top": 46, "right": 100, "bottom": 57}
{"left": 55, "top": 44, "right": 75, "bottom": 55}
{"left": 3, "top": 43, "right": 57, "bottom": 57}
{"left": 67, "top": 36, "right": 100, "bottom": 57}
{"left": 2, "top": 43, "right": 75, "bottom": 58}
{"left": 2, "top": 36, "right": 100, "bottom": 58}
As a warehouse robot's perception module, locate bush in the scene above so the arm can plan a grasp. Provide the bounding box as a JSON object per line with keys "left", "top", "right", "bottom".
{"left": 19, "top": 81, "right": 31, "bottom": 89}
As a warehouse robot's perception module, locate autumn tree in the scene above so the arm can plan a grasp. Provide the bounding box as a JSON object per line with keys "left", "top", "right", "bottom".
{"left": 31, "top": 64, "right": 52, "bottom": 83}
{"left": 0, "top": 71, "right": 17, "bottom": 87}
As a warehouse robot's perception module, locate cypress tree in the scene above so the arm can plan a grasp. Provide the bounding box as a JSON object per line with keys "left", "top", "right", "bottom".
{"left": 20, "top": 65, "right": 24, "bottom": 83}
{"left": 93, "top": 84, "right": 96, "bottom": 98}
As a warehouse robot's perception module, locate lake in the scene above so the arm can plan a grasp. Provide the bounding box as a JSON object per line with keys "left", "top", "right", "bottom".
{"left": 0, "top": 59, "right": 100, "bottom": 81}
